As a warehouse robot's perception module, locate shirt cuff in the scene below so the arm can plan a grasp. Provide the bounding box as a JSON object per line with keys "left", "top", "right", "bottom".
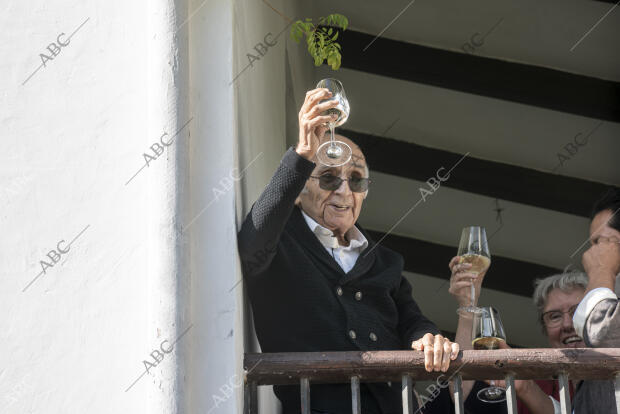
{"left": 548, "top": 395, "right": 562, "bottom": 414}
{"left": 573, "top": 287, "right": 618, "bottom": 339}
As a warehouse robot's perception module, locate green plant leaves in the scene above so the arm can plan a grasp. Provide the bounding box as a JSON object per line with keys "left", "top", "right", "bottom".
{"left": 289, "top": 13, "right": 347, "bottom": 71}
{"left": 326, "top": 14, "right": 348, "bottom": 31}
{"left": 290, "top": 21, "right": 304, "bottom": 43}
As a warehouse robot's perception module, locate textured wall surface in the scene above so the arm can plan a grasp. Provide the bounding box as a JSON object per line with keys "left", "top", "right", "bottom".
{"left": 1, "top": 0, "right": 314, "bottom": 412}
{"left": 1, "top": 0, "right": 193, "bottom": 412}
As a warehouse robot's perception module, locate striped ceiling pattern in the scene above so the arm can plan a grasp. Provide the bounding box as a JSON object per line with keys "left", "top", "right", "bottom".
{"left": 305, "top": 0, "right": 620, "bottom": 347}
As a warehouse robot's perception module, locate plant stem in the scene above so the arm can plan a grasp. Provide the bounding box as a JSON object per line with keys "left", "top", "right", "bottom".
{"left": 261, "top": 0, "right": 293, "bottom": 23}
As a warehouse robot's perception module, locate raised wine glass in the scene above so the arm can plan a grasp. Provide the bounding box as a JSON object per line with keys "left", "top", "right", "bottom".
{"left": 456, "top": 226, "right": 491, "bottom": 315}
{"left": 315, "top": 78, "right": 351, "bottom": 167}
{"left": 472, "top": 307, "right": 507, "bottom": 403}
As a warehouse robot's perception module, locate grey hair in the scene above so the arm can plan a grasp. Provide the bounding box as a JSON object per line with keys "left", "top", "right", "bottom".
{"left": 533, "top": 271, "right": 588, "bottom": 328}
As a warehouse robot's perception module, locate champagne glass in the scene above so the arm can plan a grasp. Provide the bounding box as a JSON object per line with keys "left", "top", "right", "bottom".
{"left": 315, "top": 78, "right": 351, "bottom": 167}
{"left": 456, "top": 226, "right": 491, "bottom": 315}
{"left": 472, "top": 307, "right": 507, "bottom": 403}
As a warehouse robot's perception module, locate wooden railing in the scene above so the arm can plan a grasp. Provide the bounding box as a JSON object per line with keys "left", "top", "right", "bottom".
{"left": 243, "top": 348, "right": 620, "bottom": 414}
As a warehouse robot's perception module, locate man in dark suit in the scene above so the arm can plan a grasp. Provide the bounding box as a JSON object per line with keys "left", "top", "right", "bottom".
{"left": 572, "top": 188, "right": 620, "bottom": 413}
{"left": 238, "top": 87, "right": 459, "bottom": 414}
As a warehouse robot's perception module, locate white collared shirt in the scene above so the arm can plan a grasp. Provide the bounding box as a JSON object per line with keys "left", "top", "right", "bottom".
{"left": 301, "top": 210, "right": 368, "bottom": 273}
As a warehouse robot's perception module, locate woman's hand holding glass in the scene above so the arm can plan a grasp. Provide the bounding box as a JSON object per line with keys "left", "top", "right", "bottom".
{"left": 449, "top": 255, "right": 488, "bottom": 309}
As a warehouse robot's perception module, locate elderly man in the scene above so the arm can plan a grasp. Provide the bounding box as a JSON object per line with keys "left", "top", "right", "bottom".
{"left": 238, "top": 88, "right": 459, "bottom": 414}
{"left": 571, "top": 188, "right": 620, "bottom": 413}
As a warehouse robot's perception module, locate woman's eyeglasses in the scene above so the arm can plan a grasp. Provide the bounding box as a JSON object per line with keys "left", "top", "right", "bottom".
{"left": 541, "top": 305, "right": 579, "bottom": 328}
{"left": 310, "top": 174, "right": 370, "bottom": 193}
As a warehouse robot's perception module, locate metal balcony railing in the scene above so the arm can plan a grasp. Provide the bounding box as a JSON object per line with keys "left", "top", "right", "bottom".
{"left": 243, "top": 348, "right": 620, "bottom": 414}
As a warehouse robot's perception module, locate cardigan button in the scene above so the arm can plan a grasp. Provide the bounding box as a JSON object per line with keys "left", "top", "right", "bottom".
{"left": 369, "top": 332, "right": 377, "bottom": 341}
{"left": 336, "top": 286, "right": 343, "bottom": 296}
{"left": 355, "top": 291, "right": 362, "bottom": 301}
{"left": 349, "top": 330, "right": 357, "bottom": 339}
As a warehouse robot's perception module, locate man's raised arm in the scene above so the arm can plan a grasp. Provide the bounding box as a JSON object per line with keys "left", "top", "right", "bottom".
{"left": 573, "top": 240, "right": 620, "bottom": 347}
{"left": 237, "top": 88, "right": 338, "bottom": 277}
{"left": 237, "top": 149, "right": 314, "bottom": 276}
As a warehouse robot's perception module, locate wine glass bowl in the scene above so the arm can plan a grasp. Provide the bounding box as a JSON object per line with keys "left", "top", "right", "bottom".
{"left": 472, "top": 307, "right": 507, "bottom": 403}
{"left": 321, "top": 100, "right": 349, "bottom": 128}
{"left": 456, "top": 226, "right": 491, "bottom": 315}
{"left": 315, "top": 78, "right": 351, "bottom": 166}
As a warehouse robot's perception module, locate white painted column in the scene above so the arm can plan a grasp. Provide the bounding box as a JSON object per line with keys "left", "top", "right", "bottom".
{"left": 146, "top": 0, "right": 190, "bottom": 412}
{"left": 188, "top": 0, "right": 239, "bottom": 413}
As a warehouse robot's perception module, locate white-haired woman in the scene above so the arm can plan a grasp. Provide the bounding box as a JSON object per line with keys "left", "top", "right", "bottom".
{"left": 422, "top": 269, "right": 588, "bottom": 414}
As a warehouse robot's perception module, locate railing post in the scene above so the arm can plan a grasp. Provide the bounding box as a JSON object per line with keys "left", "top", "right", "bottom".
{"left": 244, "top": 380, "right": 257, "bottom": 414}
{"left": 351, "top": 376, "right": 361, "bottom": 414}
{"left": 614, "top": 373, "right": 620, "bottom": 414}
{"left": 505, "top": 374, "right": 517, "bottom": 414}
{"left": 301, "top": 377, "right": 311, "bottom": 414}
{"left": 452, "top": 374, "right": 464, "bottom": 414}
{"left": 558, "top": 372, "right": 571, "bottom": 414}
{"left": 402, "top": 375, "right": 414, "bottom": 414}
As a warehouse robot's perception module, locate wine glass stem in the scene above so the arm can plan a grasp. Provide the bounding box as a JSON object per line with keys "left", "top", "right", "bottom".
{"left": 470, "top": 283, "right": 475, "bottom": 307}
{"left": 329, "top": 123, "right": 336, "bottom": 148}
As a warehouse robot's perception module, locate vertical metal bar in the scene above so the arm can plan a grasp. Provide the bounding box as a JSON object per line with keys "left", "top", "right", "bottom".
{"left": 505, "top": 375, "right": 518, "bottom": 414}
{"left": 558, "top": 373, "right": 571, "bottom": 414}
{"left": 301, "top": 377, "right": 311, "bottom": 414}
{"left": 401, "top": 375, "right": 414, "bottom": 414}
{"left": 243, "top": 380, "right": 250, "bottom": 414}
{"left": 452, "top": 374, "right": 464, "bottom": 414}
{"left": 244, "top": 380, "right": 257, "bottom": 414}
{"left": 351, "top": 376, "right": 361, "bottom": 414}
{"left": 614, "top": 373, "right": 620, "bottom": 414}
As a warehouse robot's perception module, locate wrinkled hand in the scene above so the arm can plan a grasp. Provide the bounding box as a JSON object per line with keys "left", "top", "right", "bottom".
{"left": 411, "top": 333, "right": 460, "bottom": 372}
{"left": 448, "top": 256, "right": 487, "bottom": 308}
{"left": 583, "top": 237, "right": 620, "bottom": 283}
{"left": 296, "top": 88, "right": 340, "bottom": 160}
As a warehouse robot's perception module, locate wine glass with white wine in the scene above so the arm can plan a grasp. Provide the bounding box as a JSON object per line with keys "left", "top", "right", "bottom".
{"left": 472, "top": 307, "right": 507, "bottom": 403}
{"left": 456, "top": 226, "right": 491, "bottom": 315}
{"left": 315, "top": 78, "right": 351, "bottom": 167}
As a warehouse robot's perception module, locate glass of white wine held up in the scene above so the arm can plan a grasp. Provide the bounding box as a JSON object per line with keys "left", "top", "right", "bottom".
{"left": 315, "top": 78, "right": 351, "bottom": 167}
{"left": 472, "top": 306, "right": 507, "bottom": 403}
{"left": 456, "top": 226, "right": 491, "bottom": 315}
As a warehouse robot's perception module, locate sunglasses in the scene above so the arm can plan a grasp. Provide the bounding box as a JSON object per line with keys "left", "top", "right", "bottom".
{"left": 310, "top": 174, "right": 370, "bottom": 193}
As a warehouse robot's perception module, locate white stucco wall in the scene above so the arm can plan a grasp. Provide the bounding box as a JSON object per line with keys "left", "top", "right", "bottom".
{"left": 2, "top": 0, "right": 314, "bottom": 412}
{"left": 2, "top": 0, "right": 193, "bottom": 412}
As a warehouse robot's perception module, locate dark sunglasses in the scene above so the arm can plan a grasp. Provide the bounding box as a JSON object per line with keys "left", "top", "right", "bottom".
{"left": 310, "top": 174, "right": 370, "bottom": 193}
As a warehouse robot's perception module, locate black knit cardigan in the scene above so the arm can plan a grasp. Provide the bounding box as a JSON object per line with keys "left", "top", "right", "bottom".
{"left": 238, "top": 148, "right": 440, "bottom": 414}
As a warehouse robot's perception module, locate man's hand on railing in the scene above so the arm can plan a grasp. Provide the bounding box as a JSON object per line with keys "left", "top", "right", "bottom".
{"left": 411, "top": 333, "right": 460, "bottom": 372}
